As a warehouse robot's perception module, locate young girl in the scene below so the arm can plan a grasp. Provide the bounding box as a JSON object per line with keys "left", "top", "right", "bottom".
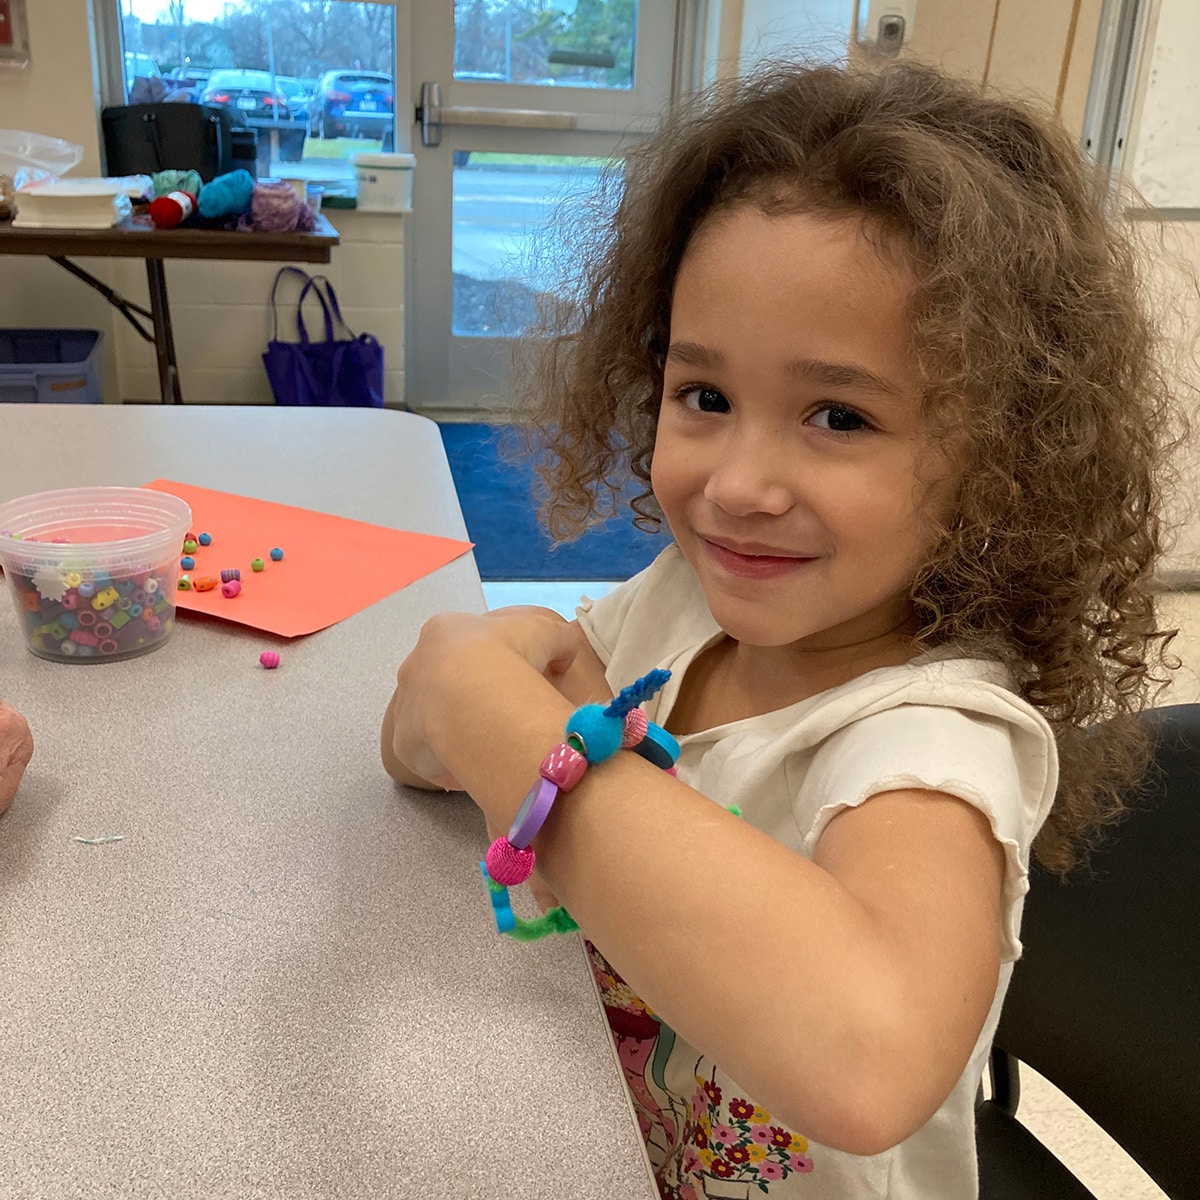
{"left": 382, "top": 61, "right": 1178, "bottom": 1198}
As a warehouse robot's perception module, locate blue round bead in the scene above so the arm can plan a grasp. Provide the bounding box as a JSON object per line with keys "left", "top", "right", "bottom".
{"left": 631, "top": 722, "right": 681, "bottom": 769}
{"left": 269, "top": 547, "right": 284, "bottom": 561}
{"left": 198, "top": 532, "right": 212, "bottom": 546}
{"left": 180, "top": 555, "right": 195, "bottom": 570}
{"left": 565, "top": 704, "right": 623, "bottom": 764}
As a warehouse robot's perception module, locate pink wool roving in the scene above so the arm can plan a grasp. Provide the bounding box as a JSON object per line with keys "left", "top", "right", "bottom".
{"left": 243, "top": 180, "right": 316, "bottom": 233}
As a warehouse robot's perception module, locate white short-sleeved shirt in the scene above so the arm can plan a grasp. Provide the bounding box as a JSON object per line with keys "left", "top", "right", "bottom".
{"left": 574, "top": 545, "right": 1058, "bottom": 1200}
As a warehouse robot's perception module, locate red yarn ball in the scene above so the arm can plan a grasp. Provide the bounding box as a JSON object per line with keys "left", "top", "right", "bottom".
{"left": 149, "top": 190, "right": 196, "bottom": 229}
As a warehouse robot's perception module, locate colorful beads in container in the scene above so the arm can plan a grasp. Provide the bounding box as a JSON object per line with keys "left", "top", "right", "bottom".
{"left": 4, "top": 562, "right": 178, "bottom": 662}
{"left": 0, "top": 485, "right": 191, "bottom": 664}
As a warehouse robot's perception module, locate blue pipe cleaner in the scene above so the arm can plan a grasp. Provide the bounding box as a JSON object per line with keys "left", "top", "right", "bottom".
{"left": 603, "top": 668, "right": 671, "bottom": 718}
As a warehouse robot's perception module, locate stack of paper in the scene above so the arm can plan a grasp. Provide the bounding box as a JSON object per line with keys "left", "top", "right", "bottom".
{"left": 12, "top": 176, "right": 151, "bottom": 230}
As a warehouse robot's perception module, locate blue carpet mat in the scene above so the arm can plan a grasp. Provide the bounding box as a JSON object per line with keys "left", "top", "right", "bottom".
{"left": 439, "top": 423, "right": 671, "bottom": 581}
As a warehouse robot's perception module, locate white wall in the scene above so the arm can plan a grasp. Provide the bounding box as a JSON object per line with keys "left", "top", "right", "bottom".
{"left": 0, "top": 0, "right": 120, "bottom": 401}
{"left": 739, "top": 0, "right": 853, "bottom": 66}
{"left": 1128, "top": 0, "right": 1200, "bottom": 209}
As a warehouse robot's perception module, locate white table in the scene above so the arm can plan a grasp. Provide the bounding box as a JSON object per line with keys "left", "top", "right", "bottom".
{"left": 0, "top": 405, "right": 653, "bottom": 1199}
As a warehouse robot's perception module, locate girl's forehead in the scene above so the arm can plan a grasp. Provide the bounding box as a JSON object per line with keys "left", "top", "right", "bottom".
{"left": 674, "top": 204, "right": 920, "bottom": 331}
{"left": 685, "top": 197, "right": 917, "bottom": 276}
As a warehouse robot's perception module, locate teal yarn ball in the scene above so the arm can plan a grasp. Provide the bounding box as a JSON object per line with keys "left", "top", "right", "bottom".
{"left": 565, "top": 704, "right": 623, "bottom": 764}
{"left": 198, "top": 169, "right": 255, "bottom": 218}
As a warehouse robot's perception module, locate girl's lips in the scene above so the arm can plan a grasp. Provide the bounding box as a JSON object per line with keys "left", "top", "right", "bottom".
{"left": 703, "top": 539, "right": 816, "bottom": 579}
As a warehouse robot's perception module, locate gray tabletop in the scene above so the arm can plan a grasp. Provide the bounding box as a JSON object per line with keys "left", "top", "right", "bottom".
{"left": 0, "top": 406, "right": 653, "bottom": 1199}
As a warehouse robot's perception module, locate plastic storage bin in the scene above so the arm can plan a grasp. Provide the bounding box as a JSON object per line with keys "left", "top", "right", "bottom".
{"left": 0, "top": 486, "right": 192, "bottom": 662}
{"left": 0, "top": 329, "right": 103, "bottom": 404}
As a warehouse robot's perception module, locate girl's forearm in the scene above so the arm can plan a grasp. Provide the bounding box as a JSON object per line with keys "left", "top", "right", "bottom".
{"left": 427, "top": 653, "right": 945, "bottom": 1153}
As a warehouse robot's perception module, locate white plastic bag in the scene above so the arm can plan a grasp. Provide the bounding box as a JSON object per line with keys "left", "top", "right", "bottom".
{"left": 0, "top": 129, "right": 83, "bottom": 191}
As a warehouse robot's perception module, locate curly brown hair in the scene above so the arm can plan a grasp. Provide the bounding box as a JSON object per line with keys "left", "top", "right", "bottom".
{"left": 515, "top": 60, "right": 1183, "bottom": 874}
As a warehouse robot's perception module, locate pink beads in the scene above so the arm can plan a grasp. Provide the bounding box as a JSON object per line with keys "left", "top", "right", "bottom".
{"left": 621, "top": 708, "right": 649, "bottom": 748}
{"left": 259, "top": 651, "right": 280, "bottom": 669}
{"left": 539, "top": 741, "right": 588, "bottom": 791}
{"left": 221, "top": 579, "right": 242, "bottom": 598}
{"left": 485, "top": 838, "right": 536, "bottom": 886}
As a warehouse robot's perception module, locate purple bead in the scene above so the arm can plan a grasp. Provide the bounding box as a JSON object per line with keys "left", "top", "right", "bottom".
{"left": 506, "top": 776, "right": 559, "bottom": 849}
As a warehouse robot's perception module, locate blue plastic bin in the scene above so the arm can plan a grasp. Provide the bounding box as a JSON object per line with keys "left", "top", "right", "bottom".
{"left": 0, "top": 329, "right": 103, "bottom": 404}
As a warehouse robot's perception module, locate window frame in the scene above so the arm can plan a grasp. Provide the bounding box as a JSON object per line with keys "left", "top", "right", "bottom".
{"left": 92, "top": 0, "right": 406, "bottom": 177}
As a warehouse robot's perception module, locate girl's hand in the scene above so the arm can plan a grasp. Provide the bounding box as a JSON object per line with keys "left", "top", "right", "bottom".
{"left": 381, "top": 606, "right": 604, "bottom": 792}
{"left": 0, "top": 701, "right": 34, "bottom": 815}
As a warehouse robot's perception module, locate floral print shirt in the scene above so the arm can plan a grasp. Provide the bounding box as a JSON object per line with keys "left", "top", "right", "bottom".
{"left": 588, "top": 940, "right": 813, "bottom": 1198}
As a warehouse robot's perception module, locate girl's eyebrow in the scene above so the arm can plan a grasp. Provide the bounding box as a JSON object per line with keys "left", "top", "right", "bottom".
{"left": 665, "top": 340, "right": 721, "bottom": 369}
{"left": 666, "top": 340, "right": 900, "bottom": 397}
{"left": 788, "top": 358, "right": 901, "bottom": 397}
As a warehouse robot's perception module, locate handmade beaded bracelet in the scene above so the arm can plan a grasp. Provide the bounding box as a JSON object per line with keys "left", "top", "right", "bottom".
{"left": 480, "top": 668, "right": 680, "bottom": 941}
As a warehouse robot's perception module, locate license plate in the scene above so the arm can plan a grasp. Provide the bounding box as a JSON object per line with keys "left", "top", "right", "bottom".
{"left": 359, "top": 100, "right": 378, "bottom": 111}
{"left": 236, "top": 97, "right": 257, "bottom": 109}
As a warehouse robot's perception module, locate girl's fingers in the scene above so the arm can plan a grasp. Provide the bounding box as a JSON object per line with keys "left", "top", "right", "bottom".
{"left": 0, "top": 702, "right": 33, "bottom": 814}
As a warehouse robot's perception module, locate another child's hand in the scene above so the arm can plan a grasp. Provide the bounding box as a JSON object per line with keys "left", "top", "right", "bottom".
{"left": 0, "top": 700, "right": 34, "bottom": 815}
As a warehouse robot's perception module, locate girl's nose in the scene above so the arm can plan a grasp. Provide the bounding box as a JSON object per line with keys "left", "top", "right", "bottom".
{"left": 702, "top": 431, "right": 795, "bottom": 517}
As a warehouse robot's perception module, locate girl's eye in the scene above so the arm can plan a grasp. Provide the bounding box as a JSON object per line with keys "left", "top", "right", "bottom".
{"left": 808, "top": 404, "right": 868, "bottom": 434}
{"left": 678, "top": 386, "right": 731, "bottom": 414}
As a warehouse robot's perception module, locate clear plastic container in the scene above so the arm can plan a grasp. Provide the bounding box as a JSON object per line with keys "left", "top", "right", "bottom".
{"left": 352, "top": 152, "right": 414, "bottom": 212}
{"left": 0, "top": 486, "right": 192, "bottom": 663}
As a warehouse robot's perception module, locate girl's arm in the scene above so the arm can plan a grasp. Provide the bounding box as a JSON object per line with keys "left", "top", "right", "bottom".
{"left": 388, "top": 615, "right": 1005, "bottom": 1156}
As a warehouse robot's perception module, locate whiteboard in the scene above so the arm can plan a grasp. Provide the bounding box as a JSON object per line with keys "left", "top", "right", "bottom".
{"left": 1128, "top": 0, "right": 1200, "bottom": 210}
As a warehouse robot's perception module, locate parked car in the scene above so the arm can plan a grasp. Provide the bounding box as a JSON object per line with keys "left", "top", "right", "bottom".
{"left": 200, "top": 69, "right": 306, "bottom": 157}
{"left": 275, "top": 75, "right": 312, "bottom": 117}
{"left": 123, "top": 52, "right": 161, "bottom": 91}
{"left": 166, "top": 65, "right": 211, "bottom": 90}
{"left": 308, "top": 70, "right": 394, "bottom": 146}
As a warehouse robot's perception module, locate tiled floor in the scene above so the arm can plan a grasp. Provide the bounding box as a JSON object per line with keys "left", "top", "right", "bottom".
{"left": 482, "top": 579, "right": 1198, "bottom": 1198}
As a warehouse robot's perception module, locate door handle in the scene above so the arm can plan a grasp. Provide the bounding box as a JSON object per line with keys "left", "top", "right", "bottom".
{"left": 417, "top": 80, "right": 578, "bottom": 146}
{"left": 418, "top": 81, "right": 443, "bottom": 147}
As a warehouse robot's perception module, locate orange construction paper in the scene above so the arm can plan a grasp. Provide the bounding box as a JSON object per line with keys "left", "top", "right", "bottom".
{"left": 142, "top": 480, "right": 474, "bottom": 638}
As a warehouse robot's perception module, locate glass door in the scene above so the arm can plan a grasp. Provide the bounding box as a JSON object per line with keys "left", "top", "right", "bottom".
{"left": 407, "top": 1, "right": 679, "bottom": 416}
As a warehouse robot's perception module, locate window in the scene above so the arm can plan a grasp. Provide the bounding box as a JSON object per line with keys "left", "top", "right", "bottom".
{"left": 117, "top": 0, "right": 396, "bottom": 192}
{"left": 453, "top": 0, "right": 638, "bottom": 90}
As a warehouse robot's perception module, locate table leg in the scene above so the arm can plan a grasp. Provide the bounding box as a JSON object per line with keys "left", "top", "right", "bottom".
{"left": 145, "top": 258, "right": 184, "bottom": 405}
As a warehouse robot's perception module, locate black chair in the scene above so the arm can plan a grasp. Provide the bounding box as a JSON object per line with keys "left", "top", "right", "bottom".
{"left": 976, "top": 703, "right": 1200, "bottom": 1199}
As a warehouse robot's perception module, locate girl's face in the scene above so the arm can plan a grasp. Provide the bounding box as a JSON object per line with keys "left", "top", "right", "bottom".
{"left": 652, "top": 204, "right": 958, "bottom": 664}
